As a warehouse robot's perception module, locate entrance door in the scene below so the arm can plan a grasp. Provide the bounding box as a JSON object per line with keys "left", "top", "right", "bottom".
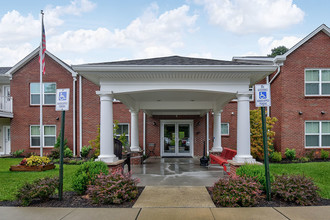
{"left": 3, "top": 126, "right": 10, "bottom": 154}
{"left": 161, "top": 120, "right": 193, "bottom": 157}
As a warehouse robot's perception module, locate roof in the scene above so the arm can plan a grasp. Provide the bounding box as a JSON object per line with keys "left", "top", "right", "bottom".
{"left": 274, "top": 24, "right": 330, "bottom": 64}
{"left": 6, "top": 47, "right": 77, "bottom": 77}
{"left": 232, "top": 56, "right": 274, "bottom": 65}
{"left": 0, "top": 67, "right": 11, "bottom": 74}
{"left": 85, "top": 55, "right": 257, "bottom": 66}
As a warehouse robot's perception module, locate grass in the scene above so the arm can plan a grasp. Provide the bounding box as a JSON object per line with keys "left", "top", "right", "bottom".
{"left": 239, "top": 162, "right": 330, "bottom": 199}
{"left": 0, "top": 158, "right": 80, "bottom": 201}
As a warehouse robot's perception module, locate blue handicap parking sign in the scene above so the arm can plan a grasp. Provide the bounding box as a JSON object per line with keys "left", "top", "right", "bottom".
{"left": 259, "top": 91, "right": 267, "bottom": 99}
{"left": 59, "top": 91, "right": 67, "bottom": 101}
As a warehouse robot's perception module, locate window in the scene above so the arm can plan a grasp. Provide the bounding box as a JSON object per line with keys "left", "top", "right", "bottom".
{"left": 30, "top": 83, "right": 56, "bottom": 105}
{"left": 305, "top": 121, "right": 330, "bottom": 148}
{"left": 305, "top": 69, "right": 330, "bottom": 96}
{"left": 221, "top": 123, "right": 229, "bottom": 135}
{"left": 115, "top": 124, "right": 129, "bottom": 146}
{"left": 30, "top": 125, "right": 56, "bottom": 147}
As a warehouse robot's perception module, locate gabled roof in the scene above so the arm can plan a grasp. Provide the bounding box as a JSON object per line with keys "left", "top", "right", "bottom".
{"left": 0, "top": 67, "right": 11, "bottom": 75}
{"left": 274, "top": 24, "right": 330, "bottom": 64}
{"left": 85, "top": 55, "right": 257, "bottom": 66}
{"left": 6, "top": 47, "right": 77, "bottom": 77}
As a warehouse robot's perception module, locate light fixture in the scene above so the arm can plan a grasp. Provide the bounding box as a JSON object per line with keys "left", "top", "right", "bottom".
{"left": 321, "top": 111, "right": 326, "bottom": 115}
{"left": 298, "top": 111, "right": 303, "bottom": 115}
{"left": 153, "top": 122, "right": 157, "bottom": 126}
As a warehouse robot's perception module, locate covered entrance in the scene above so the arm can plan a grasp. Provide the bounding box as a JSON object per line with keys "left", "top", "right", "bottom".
{"left": 161, "top": 120, "right": 193, "bottom": 157}
{"left": 72, "top": 55, "right": 277, "bottom": 164}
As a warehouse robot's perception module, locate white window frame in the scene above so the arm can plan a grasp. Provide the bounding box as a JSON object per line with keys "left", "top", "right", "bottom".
{"left": 30, "top": 125, "right": 56, "bottom": 148}
{"left": 30, "top": 82, "right": 57, "bottom": 105}
{"left": 305, "top": 69, "right": 330, "bottom": 96}
{"left": 115, "top": 123, "right": 130, "bottom": 145}
{"left": 305, "top": 121, "right": 330, "bottom": 148}
{"left": 221, "top": 123, "right": 229, "bottom": 136}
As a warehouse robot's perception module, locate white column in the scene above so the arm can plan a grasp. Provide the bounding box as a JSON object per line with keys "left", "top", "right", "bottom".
{"left": 212, "top": 110, "right": 223, "bottom": 152}
{"left": 130, "top": 109, "right": 141, "bottom": 151}
{"left": 233, "top": 93, "right": 256, "bottom": 163}
{"left": 97, "top": 92, "right": 118, "bottom": 163}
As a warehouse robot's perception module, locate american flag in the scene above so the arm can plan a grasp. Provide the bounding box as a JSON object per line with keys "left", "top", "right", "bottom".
{"left": 40, "top": 14, "right": 46, "bottom": 74}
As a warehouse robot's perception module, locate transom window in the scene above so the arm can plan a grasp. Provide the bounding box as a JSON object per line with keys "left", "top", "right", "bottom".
{"left": 115, "top": 124, "right": 129, "bottom": 146}
{"left": 30, "top": 83, "right": 56, "bottom": 105}
{"left": 221, "top": 123, "right": 229, "bottom": 135}
{"left": 305, "top": 121, "right": 330, "bottom": 148}
{"left": 305, "top": 69, "right": 330, "bottom": 96}
{"left": 30, "top": 125, "right": 56, "bottom": 147}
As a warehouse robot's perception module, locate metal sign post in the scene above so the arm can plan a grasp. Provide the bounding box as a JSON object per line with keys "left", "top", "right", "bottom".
{"left": 55, "top": 89, "right": 70, "bottom": 201}
{"left": 255, "top": 84, "right": 271, "bottom": 201}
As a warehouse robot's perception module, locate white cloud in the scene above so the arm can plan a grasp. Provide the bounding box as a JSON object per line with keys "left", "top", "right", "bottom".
{"left": 0, "top": 43, "right": 33, "bottom": 66}
{"left": 48, "top": 4, "right": 198, "bottom": 59}
{"left": 258, "top": 35, "right": 302, "bottom": 55}
{"left": 195, "top": 0, "right": 304, "bottom": 34}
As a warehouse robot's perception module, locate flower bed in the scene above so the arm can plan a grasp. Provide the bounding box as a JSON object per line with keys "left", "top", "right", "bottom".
{"left": 10, "top": 155, "right": 55, "bottom": 172}
{"left": 10, "top": 163, "right": 55, "bottom": 172}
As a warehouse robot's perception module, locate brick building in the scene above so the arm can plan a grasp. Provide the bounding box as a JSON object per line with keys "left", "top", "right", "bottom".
{"left": 0, "top": 24, "right": 329, "bottom": 160}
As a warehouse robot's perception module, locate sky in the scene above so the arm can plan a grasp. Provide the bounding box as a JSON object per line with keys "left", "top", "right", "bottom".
{"left": 0, "top": 0, "right": 329, "bottom": 66}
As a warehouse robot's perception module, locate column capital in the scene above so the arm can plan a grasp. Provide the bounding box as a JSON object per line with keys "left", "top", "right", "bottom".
{"left": 236, "top": 92, "right": 251, "bottom": 101}
{"left": 129, "top": 109, "right": 139, "bottom": 114}
{"left": 96, "top": 91, "right": 114, "bottom": 100}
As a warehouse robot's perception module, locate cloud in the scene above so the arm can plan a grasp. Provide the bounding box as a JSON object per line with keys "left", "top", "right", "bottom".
{"left": 0, "top": 43, "right": 33, "bottom": 66}
{"left": 195, "top": 0, "right": 304, "bottom": 34}
{"left": 48, "top": 4, "right": 198, "bottom": 59}
{"left": 258, "top": 35, "right": 302, "bottom": 55}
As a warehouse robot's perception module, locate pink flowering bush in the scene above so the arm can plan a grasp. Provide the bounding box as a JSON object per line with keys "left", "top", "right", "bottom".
{"left": 212, "top": 175, "right": 262, "bottom": 207}
{"left": 272, "top": 174, "right": 320, "bottom": 206}
{"left": 87, "top": 170, "right": 139, "bottom": 204}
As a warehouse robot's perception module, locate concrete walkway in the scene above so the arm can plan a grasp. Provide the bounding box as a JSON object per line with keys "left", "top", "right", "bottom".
{"left": 1, "top": 206, "right": 329, "bottom": 220}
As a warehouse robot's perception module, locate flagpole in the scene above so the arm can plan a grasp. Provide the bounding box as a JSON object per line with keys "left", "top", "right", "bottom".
{"left": 40, "top": 10, "right": 44, "bottom": 156}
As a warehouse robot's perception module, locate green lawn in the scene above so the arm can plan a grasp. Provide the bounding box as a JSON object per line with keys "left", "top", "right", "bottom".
{"left": 0, "top": 158, "right": 80, "bottom": 201}
{"left": 269, "top": 162, "right": 330, "bottom": 199}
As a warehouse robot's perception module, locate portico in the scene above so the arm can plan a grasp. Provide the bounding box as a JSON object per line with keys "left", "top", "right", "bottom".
{"left": 72, "top": 56, "right": 276, "bottom": 164}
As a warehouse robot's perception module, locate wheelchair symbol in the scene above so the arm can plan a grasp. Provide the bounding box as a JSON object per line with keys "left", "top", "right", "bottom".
{"left": 259, "top": 92, "right": 267, "bottom": 99}
{"left": 59, "top": 92, "right": 67, "bottom": 101}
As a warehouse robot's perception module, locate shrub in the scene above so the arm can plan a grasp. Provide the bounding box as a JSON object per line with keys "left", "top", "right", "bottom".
{"left": 81, "top": 146, "right": 92, "bottom": 158}
{"left": 87, "top": 171, "right": 139, "bottom": 204}
{"left": 25, "top": 155, "right": 51, "bottom": 166}
{"left": 270, "top": 152, "right": 282, "bottom": 162}
{"left": 305, "top": 150, "right": 315, "bottom": 161}
{"left": 250, "top": 109, "right": 278, "bottom": 160}
{"left": 72, "top": 161, "right": 109, "bottom": 194}
{"left": 212, "top": 175, "right": 262, "bottom": 207}
{"left": 12, "top": 149, "right": 25, "bottom": 157}
{"left": 298, "top": 157, "right": 310, "bottom": 163}
{"left": 64, "top": 148, "right": 73, "bottom": 158}
{"left": 284, "top": 148, "right": 296, "bottom": 160}
{"left": 272, "top": 174, "right": 320, "bottom": 206}
{"left": 321, "top": 149, "right": 329, "bottom": 160}
{"left": 236, "top": 164, "right": 274, "bottom": 190}
{"left": 50, "top": 134, "right": 70, "bottom": 159}
{"left": 16, "top": 177, "right": 59, "bottom": 206}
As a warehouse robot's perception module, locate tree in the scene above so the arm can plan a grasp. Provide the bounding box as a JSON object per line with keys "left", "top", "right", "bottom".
{"left": 250, "top": 109, "right": 278, "bottom": 160}
{"left": 267, "top": 46, "right": 289, "bottom": 57}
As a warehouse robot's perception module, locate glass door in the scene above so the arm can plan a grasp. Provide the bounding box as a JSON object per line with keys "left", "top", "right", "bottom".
{"left": 161, "top": 120, "right": 193, "bottom": 157}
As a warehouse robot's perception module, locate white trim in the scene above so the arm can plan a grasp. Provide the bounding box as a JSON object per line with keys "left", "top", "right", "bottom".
{"left": 143, "top": 112, "right": 146, "bottom": 155}
{"left": 30, "top": 125, "right": 56, "bottom": 148}
{"left": 206, "top": 112, "right": 209, "bottom": 155}
{"left": 305, "top": 121, "right": 330, "bottom": 148}
{"left": 72, "top": 76, "right": 76, "bottom": 156}
{"left": 115, "top": 123, "right": 130, "bottom": 146}
{"left": 160, "top": 120, "right": 194, "bottom": 157}
{"left": 3, "top": 126, "right": 10, "bottom": 154}
{"left": 79, "top": 75, "right": 82, "bottom": 153}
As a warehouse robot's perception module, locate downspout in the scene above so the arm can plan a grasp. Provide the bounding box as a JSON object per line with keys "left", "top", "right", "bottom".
{"left": 266, "top": 76, "right": 270, "bottom": 117}
{"left": 268, "top": 64, "right": 282, "bottom": 117}
{"left": 206, "top": 112, "right": 209, "bottom": 156}
{"left": 72, "top": 75, "right": 77, "bottom": 156}
{"left": 79, "top": 75, "right": 83, "bottom": 154}
{"left": 143, "top": 112, "right": 146, "bottom": 155}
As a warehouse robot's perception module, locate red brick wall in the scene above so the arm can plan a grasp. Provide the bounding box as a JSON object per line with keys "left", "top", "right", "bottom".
{"left": 271, "top": 31, "right": 330, "bottom": 157}
{"left": 11, "top": 54, "right": 75, "bottom": 156}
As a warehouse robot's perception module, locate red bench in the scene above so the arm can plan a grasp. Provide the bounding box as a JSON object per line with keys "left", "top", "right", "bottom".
{"left": 210, "top": 148, "right": 237, "bottom": 175}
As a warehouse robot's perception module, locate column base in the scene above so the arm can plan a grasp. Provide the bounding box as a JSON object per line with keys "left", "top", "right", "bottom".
{"left": 130, "top": 146, "right": 141, "bottom": 152}
{"left": 232, "top": 155, "right": 256, "bottom": 164}
{"left": 210, "top": 146, "right": 223, "bottom": 152}
{"left": 96, "top": 155, "right": 118, "bottom": 163}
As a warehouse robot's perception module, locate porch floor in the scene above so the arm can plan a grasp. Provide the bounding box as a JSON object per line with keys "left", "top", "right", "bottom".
{"left": 130, "top": 157, "right": 224, "bottom": 187}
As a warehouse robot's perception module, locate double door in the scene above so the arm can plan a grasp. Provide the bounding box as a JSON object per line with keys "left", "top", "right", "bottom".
{"left": 161, "top": 120, "right": 193, "bottom": 157}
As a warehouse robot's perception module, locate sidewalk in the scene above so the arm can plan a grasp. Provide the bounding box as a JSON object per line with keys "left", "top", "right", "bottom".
{"left": 1, "top": 186, "right": 329, "bottom": 220}
{"left": 1, "top": 206, "right": 329, "bottom": 220}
